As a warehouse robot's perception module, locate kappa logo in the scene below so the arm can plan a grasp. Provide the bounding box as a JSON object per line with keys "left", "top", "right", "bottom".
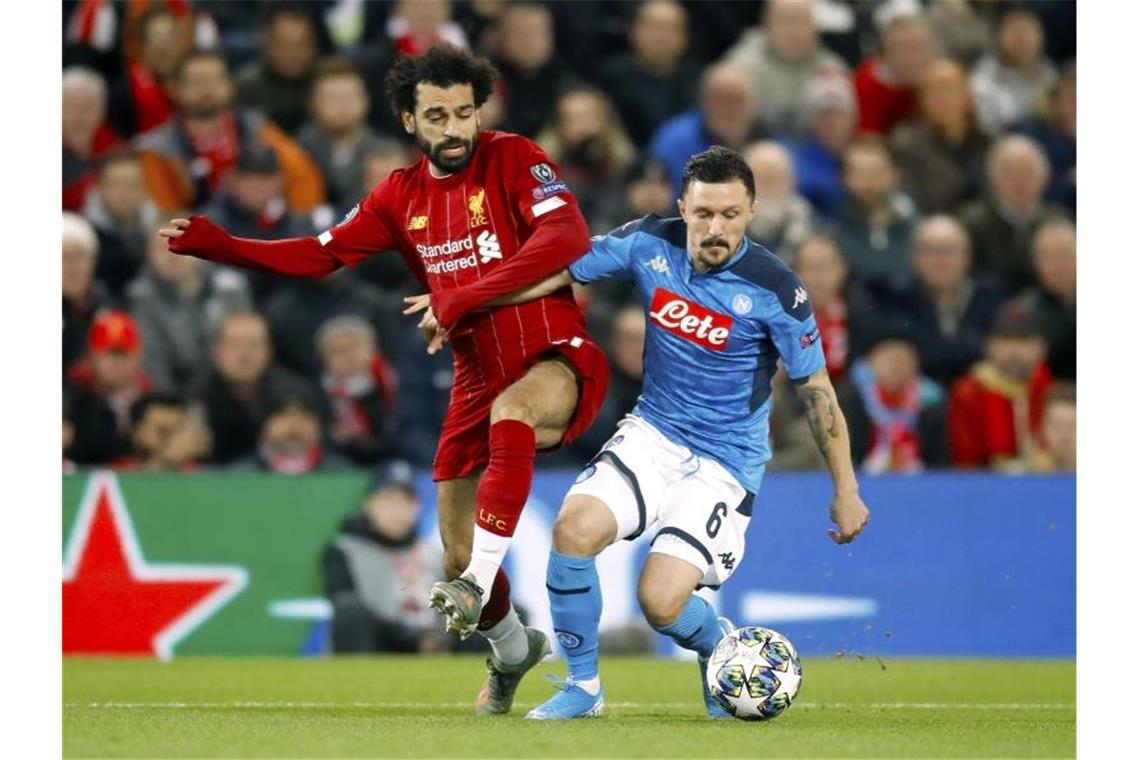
{"left": 407, "top": 215, "right": 428, "bottom": 230}
{"left": 645, "top": 255, "right": 670, "bottom": 275}
{"left": 792, "top": 286, "right": 809, "bottom": 310}
{"left": 468, "top": 188, "right": 487, "bottom": 227}
{"left": 648, "top": 288, "right": 733, "bottom": 351}
{"left": 476, "top": 230, "right": 501, "bottom": 263}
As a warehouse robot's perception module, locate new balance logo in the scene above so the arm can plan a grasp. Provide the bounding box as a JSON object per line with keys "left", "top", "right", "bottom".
{"left": 476, "top": 230, "right": 501, "bottom": 263}
{"left": 644, "top": 255, "right": 670, "bottom": 275}
{"left": 792, "top": 287, "right": 809, "bottom": 309}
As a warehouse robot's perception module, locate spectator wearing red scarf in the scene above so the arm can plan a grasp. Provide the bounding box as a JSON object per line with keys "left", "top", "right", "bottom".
{"left": 791, "top": 233, "right": 877, "bottom": 383}
{"left": 109, "top": 7, "right": 192, "bottom": 137}
{"left": 852, "top": 12, "right": 935, "bottom": 136}
{"left": 948, "top": 305, "right": 1054, "bottom": 471}
{"left": 836, "top": 326, "right": 948, "bottom": 474}
{"left": 135, "top": 50, "right": 325, "bottom": 213}
{"left": 316, "top": 316, "right": 400, "bottom": 467}
{"left": 63, "top": 67, "right": 124, "bottom": 210}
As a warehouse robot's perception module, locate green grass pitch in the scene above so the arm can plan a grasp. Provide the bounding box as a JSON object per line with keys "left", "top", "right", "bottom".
{"left": 64, "top": 656, "right": 1074, "bottom": 758}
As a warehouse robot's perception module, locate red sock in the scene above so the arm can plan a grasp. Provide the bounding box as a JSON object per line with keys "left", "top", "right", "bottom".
{"left": 477, "top": 568, "right": 512, "bottom": 630}
{"left": 473, "top": 419, "right": 536, "bottom": 538}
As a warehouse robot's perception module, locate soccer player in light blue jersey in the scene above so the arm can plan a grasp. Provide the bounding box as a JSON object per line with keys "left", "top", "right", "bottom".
{"left": 425, "top": 146, "right": 870, "bottom": 719}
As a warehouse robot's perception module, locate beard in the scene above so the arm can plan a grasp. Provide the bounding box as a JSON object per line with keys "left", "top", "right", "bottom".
{"left": 417, "top": 131, "right": 476, "bottom": 174}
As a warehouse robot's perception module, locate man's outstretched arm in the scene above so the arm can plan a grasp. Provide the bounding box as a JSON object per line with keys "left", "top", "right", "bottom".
{"left": 792, "top": 368, "right": 870, "bottom": 544}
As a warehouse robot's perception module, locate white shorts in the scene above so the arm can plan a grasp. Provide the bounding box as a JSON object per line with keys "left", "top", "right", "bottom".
{"left": 565, "top": 415, "right": 758, "bottom": 588}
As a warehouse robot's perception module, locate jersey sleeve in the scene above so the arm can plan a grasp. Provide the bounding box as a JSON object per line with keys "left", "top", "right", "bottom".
{"left": 507, "top": 138, "right": 581, "bottom": 226}
{"left": 315, "top": 176, "right": 403, "bottom": 268}
{"left": 765, "top": 270, "right": 827, "bottom": 382}
{"left": 568, "top": 217, "right": 648, "bottom": 284}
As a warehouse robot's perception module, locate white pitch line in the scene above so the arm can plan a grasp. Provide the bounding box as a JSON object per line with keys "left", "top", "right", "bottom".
{"left": 63, "top": 701, "right": 1075, "bottom": 710}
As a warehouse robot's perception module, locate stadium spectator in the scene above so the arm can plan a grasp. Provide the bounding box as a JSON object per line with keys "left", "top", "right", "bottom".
{"left": 724, "top": 0, "right": 847, "bottom": 134}
{"left": 784, "top": 73, "right": 857, "bottom": 219}
{"left": 202, "top": 147, "right": 315, "bottom": 243}
{"left": 1031, "top": 382, "right": 1076, "bottom": 473}
{"left": 263, "top": 271, "right": 404, "bottom": 380}
{"left": 836, "top": 327, "right": 948, "bottom": 473}
{"left": 361, "top": 139, "right": 413, "bottom": 195}
{"left": 128, "top": 217, "right": 252, "bottom": 395}
{"left": 649, "top": 63, "right": 765, "bottom": 194}
{"left": 63, "top": 67, "right": 123, "bottom": 211}
{"left": 322, "top": 461, "right": 451, "bottom": 654}
{"left": 63, "top": 387, "right": 77, "bottom": 473}
{"left": 970, "top": 7, "right": 1057, "bottom": 136}
{"left": 233, "top": 395, "right": 352, "bottom": 474}
{"left": 107, "top": 7, "right": 191, "bottom": 137}
{"left": 620, "top": 156, "right": 675, "bottom": 220}
{"left": 1011, "top": 61, "right": 1076, "bottom": 214}
{"left": 833, "top": 136, "right": 918, "bottom": 292}
{"left": 599, "top": 0, "right": 699, "bottom": 147}
{"left": 63, "top": 212, "right": 111, "bottom": 376}
{"left": 958, "top": 134, "right": 1069, "bottom": 293}
{"left": 234, "top": 5, "right": 320, "bottom": 135}
{"left": 392, "top": 324, "right": 454, "bottom": 468}
{"left": 924, "top": 0, "right": 993, "bottom": 67}
{"left": 296, "top": 59, "right": 385, "bottom": 216}
{"left": 792, "top": 233, "right": 877, "bottom": 383}
{"left": 568, "top": 304, "right": 646, "bottom": 462}
{"left": 947, "top": 304, "right": 1053, "bottom": 471}
{"left": 889, "top": 58, "right": 990, "bottom": 214}
{"left": 1015, "top": 220, "right": 1076, "bottom": 381}
{"left": 135, "top": 49, "right": 326, "bottom": 213}
{"left": 743, "top": 141, "right": 814, "bottom": 264}
{"left": 114, "top": 392, "right": 211, "bottom": 472}
{"left": 83, "top": 152, "right": 157, "bottom": 300}
{"left": 852, "top": 11, "right": 935, "bottom": 135}
{"left": 493, "top": 2, "right": 572, "bottom": 138}
{"left": 887, "top": 215, "right": 1002, "bottom": 386}
{"left": 200, "top": 311, "right": 316, "bottom": 465}
{"left": 536, "top": 87, "right": 635, "bottom": 235}
{"left": 66, "top": 311, "right": 153, "bottom": 466}
{"left": 349, "top": 140, "right": 419, "bottom": 293}
{"left": 316, "top": 316, "right": 400, "bottom": 467}
{"left": 387, "top": 0, "right": 468, "bottom": 56}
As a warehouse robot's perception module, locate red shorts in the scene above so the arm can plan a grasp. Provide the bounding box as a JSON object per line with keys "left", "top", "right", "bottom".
{"left": 431, "top": 336, "right": 611, "bottom": 481}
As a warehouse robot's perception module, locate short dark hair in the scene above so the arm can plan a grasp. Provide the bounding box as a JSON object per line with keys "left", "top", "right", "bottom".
{"left": 174, "top": 49, "right": 228, "bottom": 83}
{"left": 313, "top": 56, "right": 363, "bottom": 87}
{"left": 383, "top": 44, "right": 498, "bottom": 118}
{"left": 129, "top": 392, "right": 185, "bottom": 429}
{"left": 680, "top": 145, "right": 755, "bottom": 199}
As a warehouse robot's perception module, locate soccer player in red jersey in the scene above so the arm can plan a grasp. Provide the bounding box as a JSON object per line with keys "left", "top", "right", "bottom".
{"left": 159, "top": 46, "right": 610, "bottom": 715}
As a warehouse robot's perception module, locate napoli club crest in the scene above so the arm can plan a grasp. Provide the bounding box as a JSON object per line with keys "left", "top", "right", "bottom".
{"left": 732, "top": 294, "right": 753, "bottom": 315}
{"left": 555, "top": 629, "right": 583, "bottom": 649}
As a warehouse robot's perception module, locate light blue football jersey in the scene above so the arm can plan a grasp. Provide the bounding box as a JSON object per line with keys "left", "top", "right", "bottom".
{"left": 569, "top": 215, "right": 826, "bottom": 493}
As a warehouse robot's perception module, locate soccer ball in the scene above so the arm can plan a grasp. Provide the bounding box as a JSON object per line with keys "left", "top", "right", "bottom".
{"left": 705, "top": 626, "right": 803, "bottom": 721}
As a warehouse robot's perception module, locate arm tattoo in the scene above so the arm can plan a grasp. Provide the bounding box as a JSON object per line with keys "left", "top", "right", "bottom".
{"left": 801, "top": 388, "right": 839, "bottom": 454}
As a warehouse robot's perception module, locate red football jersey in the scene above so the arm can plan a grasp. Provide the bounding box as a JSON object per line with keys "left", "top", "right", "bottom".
{"left": 314, "top": 131, "right": 591, "bottom": 390}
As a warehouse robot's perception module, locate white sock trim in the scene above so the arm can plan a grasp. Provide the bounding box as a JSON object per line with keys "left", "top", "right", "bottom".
{"left": 465, "top": 525, "right": 513, "bottom": 604}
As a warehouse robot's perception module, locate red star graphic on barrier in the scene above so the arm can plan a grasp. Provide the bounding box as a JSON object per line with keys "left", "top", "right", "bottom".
{"left": 63, "top": 473, "right": 247, "bottom": 659}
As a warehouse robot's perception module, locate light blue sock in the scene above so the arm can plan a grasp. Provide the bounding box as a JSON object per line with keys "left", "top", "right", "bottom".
{"left": 546, "top": 550, "right": 602, "bottom": 682}
{"left": 653, "top": 595, "right": 723, "bottom": 658}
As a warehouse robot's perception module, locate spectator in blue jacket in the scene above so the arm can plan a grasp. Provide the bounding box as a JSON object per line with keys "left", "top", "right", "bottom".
{"left": 782, "top": 73, "right": 857, "bottom": 219}
{"left": 648, "top": 62, "right": 767, "bottom": 194}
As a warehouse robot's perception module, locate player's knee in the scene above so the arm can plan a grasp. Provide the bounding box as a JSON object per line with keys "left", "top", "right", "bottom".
{"left": 552, "top": 507, "right": 609, "bottom": 557}
{"left": 637, "top": 581, "right": 687, "bottom": 629}
{"left": 490, "top": 396, "right": 538, "bottom": 427}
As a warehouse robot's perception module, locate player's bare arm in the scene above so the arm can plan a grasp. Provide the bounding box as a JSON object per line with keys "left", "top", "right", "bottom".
{"left": 793, "top": 368, "right": 870, "bottom": 544}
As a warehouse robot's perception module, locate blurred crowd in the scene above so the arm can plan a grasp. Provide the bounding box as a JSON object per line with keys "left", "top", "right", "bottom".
{"left": 62, "top": 0, "right": 1076, "bottom": 476}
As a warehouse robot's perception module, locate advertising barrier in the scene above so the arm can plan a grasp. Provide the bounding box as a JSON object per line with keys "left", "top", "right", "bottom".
{"left": 62, "top": 471, "right": 1074, "bottom": 658}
